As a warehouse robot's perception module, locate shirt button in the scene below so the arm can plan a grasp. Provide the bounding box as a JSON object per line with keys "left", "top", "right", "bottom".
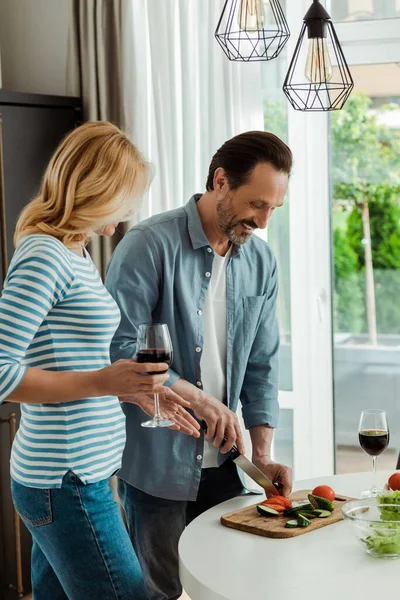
{"left": 205, "top": 272, "right": 211, "bottom": 278}
{"left": 197, "top": 455, "right": 203, "bottom": 461}
{"left": 195, "top": 347, "right": 202, "bottom": 353}
{"left": 196, "top": 381, "right": 202, "bottom": 387}
{"left": 197, "top": 310, "right": 203, "bottom": 316}
{"left": 207, "top": 247, "right": 212, "bottom": 253}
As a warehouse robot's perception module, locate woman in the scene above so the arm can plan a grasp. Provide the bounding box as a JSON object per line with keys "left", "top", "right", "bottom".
{"left": 0, "top": 121, "right": 200, "bottom": 600}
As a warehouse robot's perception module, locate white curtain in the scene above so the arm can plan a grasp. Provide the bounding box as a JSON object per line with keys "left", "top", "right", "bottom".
{"left": 123, "top": 0, "right": 264, "bottom": 222}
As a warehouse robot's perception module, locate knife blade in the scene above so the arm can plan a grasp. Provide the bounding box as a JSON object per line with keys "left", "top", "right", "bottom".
{"left": 200, "top": 421, "right": 279, "bottom": 496}
{"left": 232, "top": 453, "right": 279, "bottom": 496}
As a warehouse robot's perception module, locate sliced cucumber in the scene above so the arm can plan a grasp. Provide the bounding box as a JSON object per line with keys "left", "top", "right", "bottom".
{"left": 299, "top": 511, "right": 318, "bottom": 519}
{"left": 308, "top": 494, "right": 319, "bottom": 509}
{"left": 308, "top": 494, "right": 335, "bottom": 512}
{"left": 296, "top": 514, "right": 312, "bottom": 527}
{"left": 318, "top": 498, "right": 335, "bottom": 512}
{"left": 284, "top": 503, "right": 313, "bottom": 516}
{"left": 285, "top": 519, "right": 299, "bottom": 528}
{"left": 314, "top": 509, "right": 332, "bottom": 518}
{"left": 257, "top": 505, "right": 279, "bottom": 517}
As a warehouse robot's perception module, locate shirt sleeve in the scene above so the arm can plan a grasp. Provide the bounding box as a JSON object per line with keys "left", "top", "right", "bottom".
{"left": 0, "top": 237, "right": 75, "bottom": 404}
{"left": 105, "top": 228, "right": 180, "bottom": 387}
{"left": 240, "top": 257, "right": 280, "bottom": 429}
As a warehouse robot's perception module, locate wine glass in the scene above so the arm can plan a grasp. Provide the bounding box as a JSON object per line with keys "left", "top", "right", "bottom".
{"left": 358, "top": 409, "right": 389, "bottom": 497}
{"left": 136, "top": 324, "right": 174, "bottom": 428}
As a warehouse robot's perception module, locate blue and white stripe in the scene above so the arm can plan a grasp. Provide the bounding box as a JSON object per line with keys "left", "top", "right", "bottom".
{"left": 0, "top": 234, "right": 125, "bottom": 488}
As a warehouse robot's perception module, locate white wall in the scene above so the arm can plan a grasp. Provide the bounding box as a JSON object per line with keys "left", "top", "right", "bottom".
{"left": 0, "top": 0, "right": 72, "bottom": 96}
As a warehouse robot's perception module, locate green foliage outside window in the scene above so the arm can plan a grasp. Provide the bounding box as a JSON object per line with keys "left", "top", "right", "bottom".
{"left": 264, "top": 91, "right": 400, "bottom": 341}
{"left": 332, "top": 94, "right": 400, "bottom": 340}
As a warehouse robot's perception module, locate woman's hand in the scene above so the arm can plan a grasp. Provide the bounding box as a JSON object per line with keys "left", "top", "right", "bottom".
{"left": 97, "top": 359, "right": 169, "bottom": 397}
{"left": 121, "top": 388, "right": 201, "bottom": 437}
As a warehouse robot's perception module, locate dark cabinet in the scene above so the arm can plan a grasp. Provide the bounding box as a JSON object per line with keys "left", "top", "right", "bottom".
{"left": 0, "top": 91, "right": 81, "bottom": 600}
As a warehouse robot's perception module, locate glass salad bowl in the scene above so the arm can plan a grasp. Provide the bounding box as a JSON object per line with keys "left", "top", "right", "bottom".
{"left": 342, "top": 494, "right": 400, "bottom": 559}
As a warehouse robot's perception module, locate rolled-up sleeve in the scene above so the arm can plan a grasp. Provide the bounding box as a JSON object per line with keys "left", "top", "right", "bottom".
{"left": 105, "top": 228, "right": 180, "bottom": 386}
{"left": 240, "top": 259, "right": 280, "bottom": 429}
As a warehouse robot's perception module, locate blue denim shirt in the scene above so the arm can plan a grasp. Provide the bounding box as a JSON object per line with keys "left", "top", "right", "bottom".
{"left": 105, "top": 195, "right": 279, "bottom": 500}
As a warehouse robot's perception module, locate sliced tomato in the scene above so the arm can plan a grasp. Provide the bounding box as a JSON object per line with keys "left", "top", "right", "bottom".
{"left": 261, "top": 495, "right": 292, "bottom": 509}
{"left": 271, "top": 495, "right": 292, "bottom": 509}
{"left": 262, "top": 503, "right": 285, "bottom": 513}
{"left": 261, "top": 498, "right": 284, "bottom": 508}
{"left": 261, "top": 500, "right": 287, "bottom": 511}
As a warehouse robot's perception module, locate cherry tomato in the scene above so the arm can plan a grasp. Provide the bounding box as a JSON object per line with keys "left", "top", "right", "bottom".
{"left": 388, "top": 473, "right": 400, "bottom": 491}
{"left": 312, "top": 485, "right": 335, "bottom": 502}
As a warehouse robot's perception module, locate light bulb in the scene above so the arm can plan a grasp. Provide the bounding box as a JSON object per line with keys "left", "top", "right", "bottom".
{"left": 305, "top": 37, "right": 333, "bottom": 83}
{"left": 237, "top": 0, "right": 265, "bottom": 31}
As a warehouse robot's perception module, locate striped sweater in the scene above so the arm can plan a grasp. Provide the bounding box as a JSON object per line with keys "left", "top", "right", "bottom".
{"left": 0, "top": 234, "right": 125, "bottom": 488}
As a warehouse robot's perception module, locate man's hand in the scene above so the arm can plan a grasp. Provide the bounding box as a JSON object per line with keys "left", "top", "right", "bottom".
{"left": 192, "top": 395, "right": 245, "bottom": 455}
{"left": 121, "top": 389, "right": 200, "bottom": 437}
{"left": 169, "top": 378, "right": 245, "bottom": 454}
{"left": 252, "top": 455, "right": 292, "bottom": 497}
{"left": 249, "top": 425, "right": 291, "bottom": 496}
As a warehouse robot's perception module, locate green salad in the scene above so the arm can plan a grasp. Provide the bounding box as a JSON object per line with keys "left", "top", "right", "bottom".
{"left": 362, "top": 491, "right": 400, "bottom": 555}
{"left": 377, "top": 490, "right": 400, "bottom": 521}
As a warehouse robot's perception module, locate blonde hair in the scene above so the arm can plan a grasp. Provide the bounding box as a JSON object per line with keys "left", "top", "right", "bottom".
{"left": 14, "top": 121, "right": 150, "bottom": 247}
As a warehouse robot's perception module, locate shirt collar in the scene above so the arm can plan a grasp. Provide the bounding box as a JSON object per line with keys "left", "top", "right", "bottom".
{"left": 184, "top": 194, "right": 241, "bottom": 256}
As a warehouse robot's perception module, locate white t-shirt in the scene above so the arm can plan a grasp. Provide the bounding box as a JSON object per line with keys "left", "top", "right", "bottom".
{"left": 200, "top": 248, "right": 231, "bottom": 468}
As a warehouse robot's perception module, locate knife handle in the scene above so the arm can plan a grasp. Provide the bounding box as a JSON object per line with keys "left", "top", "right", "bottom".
{"left": 200, "top": 420, "right": 241, "bottom": 461}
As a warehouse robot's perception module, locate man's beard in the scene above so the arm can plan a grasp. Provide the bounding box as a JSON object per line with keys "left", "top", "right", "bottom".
{"left": 216, "top": 194, "right": 256, "bottom": 245}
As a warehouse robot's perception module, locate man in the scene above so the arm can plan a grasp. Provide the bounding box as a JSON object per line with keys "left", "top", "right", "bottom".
{"left": 106, "top": 131, "right": 293, "bottom": 600}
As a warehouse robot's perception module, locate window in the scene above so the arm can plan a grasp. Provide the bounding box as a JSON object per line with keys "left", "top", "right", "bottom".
{"left": 262, "top": 50, "right": 293, "bottom": 391}
{"left": 273, "top": 409, "right": 294, "bottom": 468}
{"left": 330, "top": 63, "right": 400, "bottom": 474}
{"left": 330, "top": 0, "right": 400, "bottom": 22}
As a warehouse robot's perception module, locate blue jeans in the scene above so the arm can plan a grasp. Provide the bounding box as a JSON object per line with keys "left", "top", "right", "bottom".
{"left": 118, "top": 460, "right": 245, "bottom": 600}
{"left": 11, "top": 472, "right": 148, "bottom": 600}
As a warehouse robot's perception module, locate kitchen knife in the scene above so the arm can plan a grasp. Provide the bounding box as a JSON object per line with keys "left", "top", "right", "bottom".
{"left": 200, "top": 421, "right": 279, "bottom": 496}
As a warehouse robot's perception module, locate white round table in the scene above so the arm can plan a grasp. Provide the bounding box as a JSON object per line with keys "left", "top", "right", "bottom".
{"left": 179, "top": 471, "right": 398, "bottom": 600}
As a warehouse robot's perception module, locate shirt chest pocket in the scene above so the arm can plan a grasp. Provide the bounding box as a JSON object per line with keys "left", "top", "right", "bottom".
{"left": 243, "top": 295, "right": 266, "bottom": 348}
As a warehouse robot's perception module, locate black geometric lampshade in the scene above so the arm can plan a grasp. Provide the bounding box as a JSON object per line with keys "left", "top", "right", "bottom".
{"left": 215, "top": 0, "right": 290, "bottom": 62}
{"left": 283, "top": 0, "right": 354, "bottom": 111}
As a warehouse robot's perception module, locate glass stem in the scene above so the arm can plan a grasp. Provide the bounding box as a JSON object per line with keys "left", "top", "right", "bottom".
{"left": 154, "top": 393, "right": 161, "bottom": 420}
{"left": 372, "top": 455, "right": 377, "bottom": 490}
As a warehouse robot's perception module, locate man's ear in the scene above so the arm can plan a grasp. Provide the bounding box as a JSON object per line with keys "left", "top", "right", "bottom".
{"left": 213, "top": 167, "right": 229, "bottom": 192}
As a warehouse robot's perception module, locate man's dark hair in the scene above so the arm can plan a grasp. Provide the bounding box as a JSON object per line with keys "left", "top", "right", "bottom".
{"left": 206, "top": 131, "right": 292, "bottom": 191}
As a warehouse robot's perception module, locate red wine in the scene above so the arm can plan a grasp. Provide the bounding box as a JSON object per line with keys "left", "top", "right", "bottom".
{"left": 136, "top": 348, "right": 172, "bottom": 374}
{"left": 359, "top": 429, "right": 389, "bottom": 456}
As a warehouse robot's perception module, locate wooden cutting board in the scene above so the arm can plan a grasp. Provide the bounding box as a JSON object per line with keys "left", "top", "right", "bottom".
{"left": 221, "top": 490, "right": 353, "bottom": 538}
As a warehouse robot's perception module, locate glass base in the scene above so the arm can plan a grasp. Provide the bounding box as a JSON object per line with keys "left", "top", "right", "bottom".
{"left": 360, "top": 487, "right": 381, "bottom": 498}
{"left": 141, "top": 417, "right": 175, "bottom": 428}
{"left": 366, "top": 549, "right": 400, "bottom": 560}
